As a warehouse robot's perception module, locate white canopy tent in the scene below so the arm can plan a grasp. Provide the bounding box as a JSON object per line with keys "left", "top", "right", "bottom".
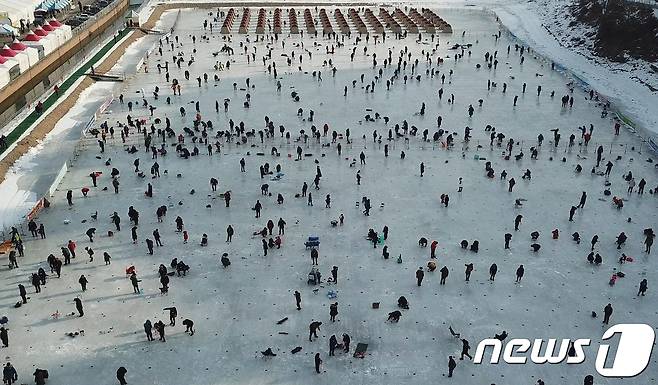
{"left": 44, "top": 25, "right": 68, "bottom": 46}
{"left": 0, "top": 59, "right": 21, "bottom": 80}
{"left": 0, "top": 0, "right": 42, "bottom": 27}
{"left": 23, "top": 32, "right": 55, "bottom": 56}
{"left": 0, "top": 45, "right": 29, "bottom": 72}
{"left": 0, "top": 66, "right": 9, "bottom": 89}
{"left": 10, "top": 40, "right": 39, "bottom": 67}
{"left": 61, "top": 23, "right": 72, "bottom": 39}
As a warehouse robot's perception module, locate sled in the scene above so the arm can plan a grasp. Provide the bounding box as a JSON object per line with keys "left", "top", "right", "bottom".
{"left": 305, "top": 236, "right": 320, "bottom": 249}
{"left": 353, "top": 343, "right": 368, "bottom": 358}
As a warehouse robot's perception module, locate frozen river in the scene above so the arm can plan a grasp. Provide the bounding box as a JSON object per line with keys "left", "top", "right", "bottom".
{"left": 1, "top": 6, "right": 656, "bottom": 385}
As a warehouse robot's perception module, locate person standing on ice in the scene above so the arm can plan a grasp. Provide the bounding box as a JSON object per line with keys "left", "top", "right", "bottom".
{"left": 144, "top": 320, "right": 154, "bottom": 341}
{"left": 603, "top": 303, "right": 613, "bottom": 324}
{"left": 74, "top": 297, "right": 84, "bottom": 317}
{"left": 430, "top": 240, "right": 438, "bottom": 258}
{"left": 464, "top": 264, "right": 473, "bottom": 281}
{"left": 164, "top": 307, "right": 177, "bottom": 326}
{"left": 254, "top": 200, "right": 262, "bottom": 218}
{"left": 175, "top": 216, "right": 184, "bottom": 232}
{"left": 416, "top": 267, "right": 425, "bottom": 286}
{"left": 329, "top": 302, "right": 338, "bottom": 322}
{"left": 579, "top": 192, "right": 587, "bottom": 208}
{"left": 277, "top": 218, "right": 286, "bottom": 235}
{"left": 604, "top": 161, "right": 613, "bottom": 177}
{"left": 310, "top": 248, "right": 319, "bottom": 265}
{"left": 78, "top": 275, "right": 88, "bottom": 291}
{"left": 489, "top": 263, "right": 498, "bottom": 281}
{"left": 504, "top": 233, "right": 512, "bottom": 249}
{"left": 314, "top": 353, "right": 322, "bottom": 373}
{"left": 116, "top": 367, "right": 127, "bottom": 385}
{"left": 591, "top": 235, "right": 599, "bottom": 251}
{"left": 569, "top": 206, "right": 577, "bottom": 221}
{"left": 460, "top": 339, "right": 472, "bottom": 360}
{"left": 420, "top": 162, "right": 425, "bottom": 177}
{"left": 130, "top": 272, "right": 140, "bottom": 293}
{"left": 596, "top": 146, "right": 604, "bottom": 167}
{"left": 448, "top": 356, "right": 457, "bottom": 377}
{"left": 0, "top": 327, "right": 8, "bottom": 348}
{"left": 18, "top": 284, "right": 27, "bottom": 304}
{"left": 155, "top": 320, "right": 166, "bottom": 342}
{"left": 329, "top": 335, "right": 338, "bottom": 356}
{"left": 294, "top": 291, "right": 302, "bottom": 310}
{"left": 66, "top": 190, "right": 73, "bottom": 206}
{"left": 645, "top": 230, "right": 655, "bottom": 253}
{"left": 637, "top": 279, "right": 648, "bottom": 296}
{"left": 515, "top": 265, "right": 524, "bottom": 283}
{"left": 439, "top": 266, "right": 449, "bottom": 285}
{"left": 3, "top": 362, "right": 17, "bottom": 384}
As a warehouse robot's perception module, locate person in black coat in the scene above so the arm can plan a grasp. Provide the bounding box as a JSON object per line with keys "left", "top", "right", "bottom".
{"left": 31, "top": 274, "right": 41, "bottom": 293}
{"left": 329, "top": 335, "right": 337, "bottom": 356}
{"left": 164, "top": 307, "right": 177, "bottom": 326}
{"left": 33, "top": 369, "right": 47, "bottom": 385}
{"left": 78, "top": 275, "right": 88, "bottom": 291}
{"left": 3, "top": 362, "right": 17, "bottom": 384}
{"left": 416, "top": 267, "right": 424, "bottom": 286}
{"left": 155, "top": 320, "right": 166, "bottom": 341}
{"left": 342, "top": 334, "right": 350, "bottom": 353}
{"left": 144, "top": 320, "right": 154, "bottom": 341}
{"left": 0, "top": 327, "right": 8, "bottom": 347}
{"left": 116, "top": 367, "right": 127, "bottom": 385}
{"left": 18, "top": 284, "right": 27, "bottom": 304}
{"left": 183, "top": 319, "right": 194, "bottom": 335}
{"left": 448, "top": 356, "right": 456, "bottom": 377}
{"left": 294, "top": 291, "right": 301, "bottom": 310}
{"left": 74, "top": 297, "right": 84, "bottom": 317}
{"left": 314, "top": 353, "right": 322, "bottom": 373}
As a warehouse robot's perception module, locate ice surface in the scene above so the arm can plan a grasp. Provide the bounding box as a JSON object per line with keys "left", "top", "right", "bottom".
{"left": 1, "top": 7, "right": 656, "bottom": 385}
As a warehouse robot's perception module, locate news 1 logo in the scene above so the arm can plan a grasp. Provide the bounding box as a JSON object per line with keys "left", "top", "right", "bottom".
{"left": 473, "top": 324, "right": 655, "bottom": 377}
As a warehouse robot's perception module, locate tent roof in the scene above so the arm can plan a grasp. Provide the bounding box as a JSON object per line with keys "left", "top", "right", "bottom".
{"left": 0, "top": 45, "right": 18, "bottom": 57}
{"left": 10, "top": 39, "right": 27, "bottom": 51}
{"left": 24, "top": 32, "right": 41, "bottom": 41}
{"left": 25, "top": 32, "right": 43, "bottom": 41}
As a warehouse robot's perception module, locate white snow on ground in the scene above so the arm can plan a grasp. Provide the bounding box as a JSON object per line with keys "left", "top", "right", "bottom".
{"left": 1, "top": 7, "right": 657, "bottom": 385}
{"left": 394, "top": 0, "right": 658, "bottom": 140}
{"left": 0, "top": 11, "right": 178, "bottom": 233}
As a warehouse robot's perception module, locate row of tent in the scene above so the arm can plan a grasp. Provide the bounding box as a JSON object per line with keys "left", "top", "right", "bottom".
{"left": 0, "top": 0, "right": 47, "bottom": 27}
{"left": 0, "top": 19, "right": 73, "bottom": 89}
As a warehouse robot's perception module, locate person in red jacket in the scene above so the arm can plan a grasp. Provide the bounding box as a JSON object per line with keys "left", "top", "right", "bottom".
{"left": 67, "top": 240, "right": 76, "bottom": 258}
{"left": 430, "top": 240, "right": 439, "bottom": 258}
